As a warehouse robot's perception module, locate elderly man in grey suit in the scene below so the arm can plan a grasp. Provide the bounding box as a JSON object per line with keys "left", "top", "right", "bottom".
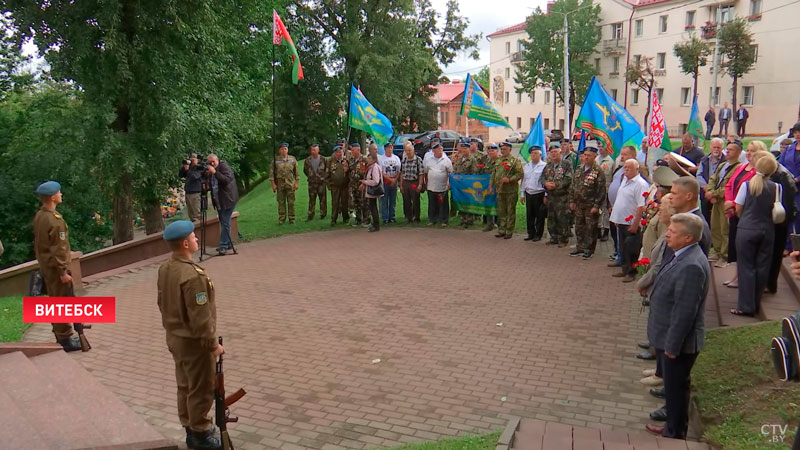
{"left": 645, "top": 213, "right": 710, "bottom": 439}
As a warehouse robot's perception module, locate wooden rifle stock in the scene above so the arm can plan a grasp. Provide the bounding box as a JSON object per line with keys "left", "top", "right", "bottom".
{"left": 215, "top": 336, "right": 246, "bottom": 450}
{"left": 74, "top": 323, "right": 91, "bottom": 352}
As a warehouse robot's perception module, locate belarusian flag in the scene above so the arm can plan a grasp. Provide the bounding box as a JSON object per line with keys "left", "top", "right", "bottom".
{"left": 647, "top": 91, "right": 672, "bottom": 152}
{"left": 273, "top": 10, "right": 304, "bottom": 84}
{"left": 687, "top": 94, "right": 704, "bottom": 140}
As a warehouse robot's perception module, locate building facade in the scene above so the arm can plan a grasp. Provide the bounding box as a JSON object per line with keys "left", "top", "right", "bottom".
{"left": 433, "top": 80, "right": 489, "bottom": 141}
{"left": 487, "top": 0, "right": 800, "bottom": 144}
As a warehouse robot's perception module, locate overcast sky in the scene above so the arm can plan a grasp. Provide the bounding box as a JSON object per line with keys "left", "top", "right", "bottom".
{"left": 432, "top": 0, "right": 548, "bottom": 80}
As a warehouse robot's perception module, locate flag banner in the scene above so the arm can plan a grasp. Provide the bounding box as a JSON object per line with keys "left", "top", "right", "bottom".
{"left": 273, "top": 10, "right": 304, "bottom": 84}
{"left": 521, "top": 112, "right": 546, "bottom": 162}
{"left": 349, "top": 86, "right": 394, "bottom": 146}
{"left": 688, "top": 94, "right": 704, "bottom": 140}
{"left": 575, "top": 130, "right": 587, "bottom": 170}
{"left": 646, "top": 91, "right": 672, "bottom": 170}
{"left": 449, "top": 174, "right": 498, "bottom": 215}
{"left": 460, "top": 73, "right": 512, "bottom": 128}
{"left": 575, "top": 77, "right": 644, "bottom": 158}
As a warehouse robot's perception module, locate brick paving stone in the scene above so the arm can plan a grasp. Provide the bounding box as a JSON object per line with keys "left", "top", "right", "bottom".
{"left": 24, "top": 229, "right": 668, "bottom": 448}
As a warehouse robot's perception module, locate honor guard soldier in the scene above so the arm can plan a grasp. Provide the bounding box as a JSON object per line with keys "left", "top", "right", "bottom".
{"left": 269, "top": 142, "right": 299, "bottom": 224}
{"left": 568, "top": 145, "right": 606, "bottom": 259}
{"left": 453, "top": 139, "right": 478, "bottom": 228}
{"left": 347, "top": 143, "right": 369, "bottom": 226}
{"left": 304, "top": 143, "right": 329, "bottom": 221}
{"left": 490, "top": 141, "right": 523, "bottom": 239}
{"left": 328, "top": 144, "right": 350, "bottom": 226}
{"left": 542, "top": 143, "right": 574, "bottom": 246}
{"left": 32, "top": 181, "right": 82, "bottom": 352}
{"left": 158, "top": 220, "right": 225, "bottom": 450}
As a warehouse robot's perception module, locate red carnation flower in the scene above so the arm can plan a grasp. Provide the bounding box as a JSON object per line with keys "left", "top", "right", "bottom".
{"left": 641, "top": 219, "right": 647, "bottom": 226}
{"left": 641, "top": 258, "right": 651, "bottom": 265}
{"left": 437, "top": 194, "right": 443, "bottom": 202}
{"left": 625, "top": 215, "right": 634, "bottom": 222}
{"left": 642, "top": 191, "right": 650, "bottom": 198}
{"left": 411, "top": 184, "right": 417, "bottom": 190}
{"left": 477, "top": 164, "right": 484, "bottom": 169}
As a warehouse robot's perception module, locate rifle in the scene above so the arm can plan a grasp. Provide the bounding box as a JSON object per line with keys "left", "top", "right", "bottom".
{"left": 215, "top": 336, "right": 246, "bottom": 450}
{"left": 74, "top": 323, "right": 92, "bottom": 352}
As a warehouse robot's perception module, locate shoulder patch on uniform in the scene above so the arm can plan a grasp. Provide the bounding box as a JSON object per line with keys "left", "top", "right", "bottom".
{"left": 196, "top": 292, "right": 208, "bottom": 305}
{"left": 193, "top": 266, "right": 205, "bottom": 274}
{"left": 59, "top": 231, "right": 66, "bottom": 240}
{"left": 53, "top": 213, "right": 62, "bottom": 219}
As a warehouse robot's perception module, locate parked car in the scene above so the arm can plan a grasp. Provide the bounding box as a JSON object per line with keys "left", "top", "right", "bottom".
{"left": 546, "top": 129, "right": 565, "bottom": 142}
{"left": 506, "top": 132, "right": 528, "bottom": 143}
{"left": 410, "top": 130, "right": 463, "bottom": 158}
{"left": 391, "top": 133, "right": 419, "bottom": 158}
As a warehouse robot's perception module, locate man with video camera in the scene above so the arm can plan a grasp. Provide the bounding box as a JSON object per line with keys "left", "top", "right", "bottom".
{"left": 206, "top": 154, "right": 239, "bottom": 255}
{"left": 179, "top": 153, "right": 205, "bottom": 222}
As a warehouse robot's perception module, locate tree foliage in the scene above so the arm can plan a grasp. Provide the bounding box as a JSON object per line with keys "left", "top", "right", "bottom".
{"left": 673, "top": 34, "right": 711, "bottom": 98}
{"left": 515, "top": 0, "right": 601, "bottom": 126}
{"left": 626, "top": 56, "right": 656, "bottom": 127}
{"left": 717, "top": 16, "right": 756, "bottom": 110}
{"left": 474, "top": 66, "right": 490, "bottom": 90}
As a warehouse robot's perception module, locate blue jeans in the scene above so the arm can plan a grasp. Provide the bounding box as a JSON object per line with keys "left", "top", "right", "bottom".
{"left": 218, "top": 207, "right": 235, "bottom": 249}
{"left": 381, "top": 183, "right": 397, "bottom": 221}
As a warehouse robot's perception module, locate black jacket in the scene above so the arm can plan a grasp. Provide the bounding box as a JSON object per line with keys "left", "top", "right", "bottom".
{"left": 704, "top": 110, "right": 715, "bottom": 125}
{"left": 179, "top": 164, "right": 205, "bottom": 194}
{"left": 211, "top": 160, "right": 239, "bottom": 210}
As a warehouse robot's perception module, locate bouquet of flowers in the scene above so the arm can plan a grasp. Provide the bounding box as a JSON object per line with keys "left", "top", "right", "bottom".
{"left": 632, "top": 257, "right": 650, "bottom": 276}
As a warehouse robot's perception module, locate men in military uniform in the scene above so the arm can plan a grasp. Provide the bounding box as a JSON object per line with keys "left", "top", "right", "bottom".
{"left": 158, "top": 220, "right": 225, "bottom": 450}
{"left": 269, "top": 142, "right": 298, "bottom": 224}
{"left": 562, "top": 138, "right": 578, "bottom": 169}
{"left": 542, "top": 144, "right": 574, "bottom": 246}
{"left": 596, "top": 142, "right": 615, "bottom": 241}
{"left": 480, "top": 143, "right": 499, "bottom": 231}
{"left": 453, "top": 139, "right": 478, "bottom": 228}
{"left": 347, "top": 143, "right": 369, "bottom": 226}
{"left": 569, "top": 146, "right": 606, "bottom": 259}
{"left": 327, "top": 145, "right": 349, "bottom": 226}
{"left": 32, "top": 181, "right": 82, "bottom": 352}
{"left": 490, "top": 141, "right": 523, "bottom": 239}
{"left": 304, "top": 143, "right": 329, "bottom": 221}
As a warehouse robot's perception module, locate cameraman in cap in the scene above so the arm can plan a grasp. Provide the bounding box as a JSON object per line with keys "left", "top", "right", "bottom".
{"left": 206, "top": 154, "right": 239, "bottom": 255}
{"left": 179, "top": 153, "right": 205, "bottom": 222}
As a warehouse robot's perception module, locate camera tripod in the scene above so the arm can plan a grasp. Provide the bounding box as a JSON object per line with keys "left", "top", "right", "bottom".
{"left": 198, "top": 192, "right": 238, "bottom": 261}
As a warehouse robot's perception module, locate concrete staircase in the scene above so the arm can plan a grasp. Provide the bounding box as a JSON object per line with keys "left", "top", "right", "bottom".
{"left": 0, "top": 343, "right": 177, "bottom": 450}
{"left": 499, "top": 418, "right": 710, "bottom": 450}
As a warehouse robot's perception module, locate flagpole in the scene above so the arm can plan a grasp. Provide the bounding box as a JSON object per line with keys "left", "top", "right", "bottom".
{"left": 345, "top": 82, "right": 353, "bottom": 144}
{"left": 272, "top": 38, "right": 277, "bottom": 187}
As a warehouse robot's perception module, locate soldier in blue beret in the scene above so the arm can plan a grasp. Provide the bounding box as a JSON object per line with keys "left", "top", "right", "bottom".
{"left": 32, "top": 181, "right": 85, "bottom": 352}
{"left": 158, "top": 220, "right": 225, "bottom": 449}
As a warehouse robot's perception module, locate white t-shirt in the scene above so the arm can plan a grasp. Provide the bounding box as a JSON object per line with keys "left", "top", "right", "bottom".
{"left": 378, "top": 154, "right": 402, "bottom": 179}
{"left": 610, "top": 175, "right": 649, "bottom": 225}
{"left": 424, "top": 156, "right": 453, "bottom": 192}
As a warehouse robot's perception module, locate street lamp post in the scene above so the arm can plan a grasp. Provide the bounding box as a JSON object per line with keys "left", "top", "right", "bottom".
{"left": 563, "top": 13, "right": 570, "bottom": 138}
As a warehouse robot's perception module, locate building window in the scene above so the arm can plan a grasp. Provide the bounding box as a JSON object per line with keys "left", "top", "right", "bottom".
{"left": 504, "top": 116, "right": 509, "bottom": 123}
{"left": 750, "top": 0, "right": 762, "bottom": 16}
{"left": 710, "top": 87, "right": 720, "bottom": 105}
{"left": 659, "top": 15, "right": 668, "bottom": 33}
{"left": 611, "top": 56, "right": 619, "bottom": 74}
{"left": 545, "top": 91, "right": 551, "bottom": 104}
{"left": 505, "top": 91, "right": 509, "bottom": 103}
{"left": 685, "top": 11, "right": 695, "bottom": 28}
{"left": 517, "top": 92, "right": 522, "bottom": 103}
{"left": 751, "top": 44, "right": 758, "bottom": 63}
{"left": 559, "top": 119, "right": 565, "bottom": 130}
{"left": 505, "top": 67, "right": 510, "bottom": 79}
{"left": 655, "top": 88, "right": 664, "bottom": 103}
{"left": 444, "top": 111, "right": 449, "bottom": 125}
{"left": 632, "top": 89, "right": 640, "bottom": 105}
{"left": 633, "top": 54, "right": 641, "bottom": 66}
{"left": 505, "top": 42, "right": 510, "bottom": 55}
{"left": 743, "top": 86, "right": 754, "bottom": 105}
{"left": 530, "top": 118, "right": 535, "bottom": 128}
{"left": 656, "top": 52, "right": 666, "bottom": 69}
{"left": 635, "top": 19, "right": 643, "bottom": 37}
{"left": 594, "top": 58, "right": 601, "bottom": 72}
{"left": 720, "top": 6, "right": 734, "bottom": 23}
{"left": 517, "top": 40, "right": 524, "bottom": 52}
{"left": 681, "top": 88, "right": 691, "bottom": 106}
{"left": 611, "top": 89, "right": 618, "bottom": 101}
{"left": 544, "top": 118, "right": 550, "bottom": 129}
{"left": 530, "top": 91, "right": 535, "bottom": 103}
{"left": 516, "top": 117, "right": 522, "bottom": 129}
{"left": 611, "top": 22, "right": 623, "bottom": 40}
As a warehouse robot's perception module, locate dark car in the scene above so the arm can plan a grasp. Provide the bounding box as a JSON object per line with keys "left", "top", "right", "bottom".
{"left": 391, "top": 133, "right": 418, "bottom": 158}
{"left": 410, "top": 130, "right": 463, "bottom": 158}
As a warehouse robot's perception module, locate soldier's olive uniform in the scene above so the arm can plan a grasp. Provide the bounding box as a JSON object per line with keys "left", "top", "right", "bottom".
{"left": 453, "top": 153, "right": 478, "bottom": 226}
{"left": 328, "top": 156, "right": 349, "bottom": 224}
{"left": 569, "top": 163, "right": 606, "bottom": 254}
{"left": 476, "top": 153, "right": 498, "bottom": 229}
{"left": 304, "top": 155, "right": 329, "bottom": 220}
{"left": 33, "top": 206, "right": 75, "bottom": 340}
{"left": 490, "top": 155, "right": 523, "bottom": 236}
{"left": 269, "top": 156, "right": 298, "bottom": 224}
{"left": 347, "top": 154, "right": 369, "bottom": 224}
{"left": 542, "top": 159, "right": 574, "bottom": 244}
{"left": 158, "top": 255, "right": 217, "bottom": 434}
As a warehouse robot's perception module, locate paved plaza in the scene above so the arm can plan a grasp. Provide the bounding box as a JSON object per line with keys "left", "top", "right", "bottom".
{"left": 25, "top": 228, "right": 665, "bottom": 450}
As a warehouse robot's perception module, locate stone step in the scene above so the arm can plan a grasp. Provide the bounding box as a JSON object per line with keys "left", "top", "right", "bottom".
{"left": 0, "top": 382, "right": 51, "bottom": 450}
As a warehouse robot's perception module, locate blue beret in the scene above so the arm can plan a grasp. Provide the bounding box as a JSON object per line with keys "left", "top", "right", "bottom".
{"left": 36, "top": 181, "right": 61, "bottom": 196}
{"left": 581, "top": 146, "right": 598, "bottom": 153}
{"left": 311, "top": 143, "right": 320, "bottom": 147}
{"left": 548, "top": 142, "right": 561, "bottom": 149}
{"left": 163, "top": 220, "right": 195, "bottom": 241}
{"left": 279, "top": 142, "right": 289, "bottom": 148}
{"left": 336, "top": 138, "right": 345, "bottom": 144}
{"left": 528, "top": 145, "right": 542, "bottom": 152}
{"left": 350, "top": 142, "right": 361, "bottom": 148}
{"left": 431, "top": 137, "right": 441, "bottom": 143}
{"left": 333, "top": 145, "right": 343, "bottom": 151}
{"left": 500, "top": 141, "right": 512, "bottom": 147}
{"left": 384, "top": 142, "right": 393, "bottom": 148}
{"left": 431, "top": 142, "right": 442, "bottom": 150}
{"left": 488, "top": 144, "right": 499, "bottom": 150}
{"left": 458, "top": 140, "right": 470, "bottom": 148}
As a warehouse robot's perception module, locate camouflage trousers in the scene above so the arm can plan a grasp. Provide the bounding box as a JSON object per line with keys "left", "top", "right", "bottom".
{"left": 574, "top": 204, "right": 600, "bottom": 253}
{"left": 329, "top": 185, "right": 349, "bottom": 224}
{"left": 307, "top": 183, "right": 327, "bottom": 219}
{"left": 277, "top": 187, "right": 295, "bottom": 223}
{"left": 546, "top": 195, "right": 571, "bottom": 243}
{"left": 349, "top": 186, "right": 367, "bottom": 224}
{"left": 497, "top": 190, "right": 518, "bottom": 235}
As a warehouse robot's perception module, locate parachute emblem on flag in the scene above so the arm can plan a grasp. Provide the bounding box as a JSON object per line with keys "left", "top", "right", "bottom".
{"left": 462, "top": 181, "right": 491, "bottom": 202}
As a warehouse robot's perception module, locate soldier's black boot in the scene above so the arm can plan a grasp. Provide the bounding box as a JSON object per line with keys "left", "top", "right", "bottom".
{"left": 186, "top": 428, "right": 222, "bottom": 450}
{"left": 600, "top": 228, "right": 609, "bottom": 241}
{"left": 57, "top": 337, "right": 82, "bottom": 352}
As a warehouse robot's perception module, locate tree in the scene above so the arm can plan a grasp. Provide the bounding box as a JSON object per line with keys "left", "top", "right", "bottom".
{"left": 717, "top": 16, "right": 756, "bottom": 112}
{"left": 0, "top": 13, "right": 33, "bottom": 98}
{"left": 474, "top": 66, "right": 490, "bottom": 90}
{"left": 626, "top": 56, "right": 656, "bottom": 128}
{"left": 673, "top": 34, "right": 711, "bottom": 98}
{"left": 5, "top": 1, "right": 274, "bottom": 242}
{"left": 515, "top": 0, "right": 601, "bottom": 127}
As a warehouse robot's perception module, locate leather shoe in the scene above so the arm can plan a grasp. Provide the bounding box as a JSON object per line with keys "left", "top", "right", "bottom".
{"left": 504, "top": 234, "right": 512, "bottom": 239}
{"left": 524, "top": 236, "right": 534, "bottom": 241}
{"left": 186, "top": 428, "right": 222, "bottom": 450}
{"left": 650, "top": 387, "right": 665, "bottom": 399}
{"left": 612, "top": 272, "right": 626, "bottom": 277}
{"left": 58, "top": 337, "right": 82, "bottom": 352}
{"left": 637, "top": 341, "right": 651, "bottom": 350}
{"left": 650, "top": 406, "right": 667, "bottom": 421}
{"left": 570, "top": 249, "right": 583, "bottom": 256}
{"left": 495, "top": 233, "right": 506, "bottom": 238}
{"left": 607, "top": 262, "right": 621, "bottom": 267}
{"left": 636, "top": 351, "right": 656, "bottom": 361}
{"left": 622, "top": 275, "right": 636, "bottom": 283}
{"left": 645, "top": 424, "right": 664, "bottom": 436}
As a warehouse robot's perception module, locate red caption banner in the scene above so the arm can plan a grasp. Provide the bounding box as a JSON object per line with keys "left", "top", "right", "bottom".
{"left": 23, "top": 297, "right": 116, "bottom": 323}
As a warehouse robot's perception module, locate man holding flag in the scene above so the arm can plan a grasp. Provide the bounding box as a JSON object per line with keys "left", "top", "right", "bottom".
{"left": 569, "top": 145, "right": 606, "bottom": 259}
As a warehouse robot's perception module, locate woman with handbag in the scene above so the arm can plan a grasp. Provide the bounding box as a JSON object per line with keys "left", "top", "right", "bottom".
{"left": 730, "top": 155, "right": 780, "bottom": 316}
{"left": 361, "top": 153, "right": 384, "bottom": 232}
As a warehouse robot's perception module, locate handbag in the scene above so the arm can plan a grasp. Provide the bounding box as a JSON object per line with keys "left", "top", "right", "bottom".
{"left": 772, "top": 183, "right": 785, "bottom": 224}
{"left": 366, "top": 167, "right": 384, "bottom": 197}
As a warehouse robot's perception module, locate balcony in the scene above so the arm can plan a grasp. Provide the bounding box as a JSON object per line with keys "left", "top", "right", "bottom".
{"left": 602, "top": 38, "right": 626, "bottom": 56}
{"left": 701, "top": 22, "right": 717, "bottom": 39}
{"left": 654, "top": 69, "right": 667, "bottom": 77}
{"left": 510, "top": 51, "right": 525, "bottom": 64}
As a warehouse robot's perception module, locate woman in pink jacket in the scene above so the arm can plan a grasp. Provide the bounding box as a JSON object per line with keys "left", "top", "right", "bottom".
{"left": 361, "top": 153, "right": 384, "bottom": 232}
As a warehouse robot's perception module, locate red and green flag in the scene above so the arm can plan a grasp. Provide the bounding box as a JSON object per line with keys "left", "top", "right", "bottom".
{"left": 273, "top": 10, "right": 304, "bottom": 84}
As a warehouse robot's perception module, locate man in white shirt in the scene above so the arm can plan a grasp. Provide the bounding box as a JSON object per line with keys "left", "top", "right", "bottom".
{"left": 379, "top": 142, "right": 402, "bottom": 224}
{"left": 424, "top": 143, "right": 454, "bottom": 227}
{"left": 610, "top": 159, "right": 650, "bottom": 282}
{"left": 520, "top": 145, "right": 547, "bottom": 241}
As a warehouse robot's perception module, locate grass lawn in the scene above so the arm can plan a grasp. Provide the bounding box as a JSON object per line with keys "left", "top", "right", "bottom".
{"left": 386, "top": 431, "right": 500, "bottom": 450}
{"left": 0, "top": 296, "right": 29, "bottom": 342}
{"left": 694, "top": 321, "right": 800, "bottom": 449}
